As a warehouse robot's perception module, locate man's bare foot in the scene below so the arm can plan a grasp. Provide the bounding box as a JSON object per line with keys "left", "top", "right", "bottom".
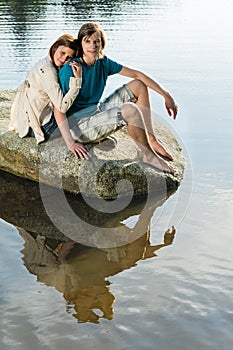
{"left": 142, "top": 151, "right": 175, "bottom": 174}
{"left": 149, "top": 137, "right": 173, "bottom": 161}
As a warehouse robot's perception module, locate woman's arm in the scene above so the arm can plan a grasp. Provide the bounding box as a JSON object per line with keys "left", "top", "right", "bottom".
{"left": 119, "top": 66, "right": 178, "bottom": 119}
{"left": 53, "top": 106, "right": 90, "bottom": 160}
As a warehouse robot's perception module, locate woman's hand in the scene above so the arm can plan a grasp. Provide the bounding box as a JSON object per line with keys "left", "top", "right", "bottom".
{"left": 69, "top": 141, "right": 90, "bottom": 160}
{"left": 164, "top": 93, "right": 178, "bottom": 119}
{"left": 53, "top": 107, "right": 88, "bottom": 160}
{"left": 69, "top": 61, "right": 82, "bottom": 78}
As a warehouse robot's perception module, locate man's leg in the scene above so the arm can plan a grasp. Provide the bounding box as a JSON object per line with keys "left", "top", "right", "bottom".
{"left": 127, "top": 79, "right": 173, "bottom": 160}
{"left": 121, "top": 102, "right": 174, "bottom": 173}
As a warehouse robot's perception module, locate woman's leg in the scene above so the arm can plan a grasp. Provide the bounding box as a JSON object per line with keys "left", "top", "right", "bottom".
{"left": 127, "top": 79, "right": 173, "bottom": 160}
{"left": 121, "top": 102, "right": 174, "bottom": 173}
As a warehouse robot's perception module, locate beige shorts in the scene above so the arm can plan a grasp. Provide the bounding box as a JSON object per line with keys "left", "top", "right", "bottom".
{"left": 69, "top": 84, "right": 137, "bottom": 143}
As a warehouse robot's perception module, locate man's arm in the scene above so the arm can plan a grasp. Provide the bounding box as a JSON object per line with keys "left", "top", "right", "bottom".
{"left": 119, "top": 66, "right": 178, "bottom": 119}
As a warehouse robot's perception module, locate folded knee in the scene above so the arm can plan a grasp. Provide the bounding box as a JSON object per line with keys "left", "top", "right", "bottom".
{"left": 128, "top": 79, "right": 147, "bottom": 94}
{"left": 121, "top": 102, "right": 142, "bottom": 123}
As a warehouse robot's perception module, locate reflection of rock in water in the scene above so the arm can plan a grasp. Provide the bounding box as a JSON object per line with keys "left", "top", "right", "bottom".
{"left": 0, "top": 170, "right": 66, "bottom": 240}
{"left": 19, "top": 226, "right": 176, "bottom": 324}
{"left": 0, "top": 169, "right": 176, "bottom": 246}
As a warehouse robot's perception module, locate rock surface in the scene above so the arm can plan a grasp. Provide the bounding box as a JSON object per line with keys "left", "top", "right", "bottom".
{"left": 0, "top": 89, "right": 185, "bottom": 199}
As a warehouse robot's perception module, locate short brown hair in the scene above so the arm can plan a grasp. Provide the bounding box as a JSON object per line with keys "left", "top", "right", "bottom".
{"left": 77, "top": 22, "right": 106, "bottom": 57}
{"left": 49, "top": 34, "right": 78, "bottom": 66}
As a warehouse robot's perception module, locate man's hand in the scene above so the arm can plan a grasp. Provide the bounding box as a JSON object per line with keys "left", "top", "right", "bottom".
{"left": 165, "top": 94, "right": 178, "bottom": 119}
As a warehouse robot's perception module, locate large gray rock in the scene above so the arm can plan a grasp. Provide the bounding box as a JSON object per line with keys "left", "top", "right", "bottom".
{"left": 0, "top": 89, "right": 185, "bottom": 199}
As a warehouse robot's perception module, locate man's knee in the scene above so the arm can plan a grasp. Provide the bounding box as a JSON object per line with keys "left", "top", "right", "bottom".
{"left": 128, "top": 79, "right": 147, "bottom": 94}
{"left": 121, "top": 102, "right": 142, "bottom": 123}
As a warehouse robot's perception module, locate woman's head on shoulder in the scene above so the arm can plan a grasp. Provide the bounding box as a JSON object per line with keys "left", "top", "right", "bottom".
{"left": 49, "top": 34, "right": 78, "bottom": 69}
{"left": 77, "top": 22, "right": 106, "bottom": 60}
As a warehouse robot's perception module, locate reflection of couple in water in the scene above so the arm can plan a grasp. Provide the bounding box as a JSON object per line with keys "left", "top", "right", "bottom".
{"left": 19, "top": 225, "right": 176, "bottom": 324}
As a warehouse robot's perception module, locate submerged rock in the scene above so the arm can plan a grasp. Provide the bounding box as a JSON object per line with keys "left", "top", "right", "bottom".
{"left": 0, "top": 89, "right": 185, "bottom": 199}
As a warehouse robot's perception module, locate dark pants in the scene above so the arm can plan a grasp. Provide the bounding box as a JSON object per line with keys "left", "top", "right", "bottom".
{"left": 28, "top": 114, "right": 60, "bottom": 141}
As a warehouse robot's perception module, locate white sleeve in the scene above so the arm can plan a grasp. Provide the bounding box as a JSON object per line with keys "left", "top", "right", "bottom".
{"left": 40, "top": 65, "right": 81, "bottom": 113}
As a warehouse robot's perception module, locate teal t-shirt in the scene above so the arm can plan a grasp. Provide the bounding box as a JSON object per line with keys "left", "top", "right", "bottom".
{"left": 58, "top": 56, "right": 123, "bottom": 117}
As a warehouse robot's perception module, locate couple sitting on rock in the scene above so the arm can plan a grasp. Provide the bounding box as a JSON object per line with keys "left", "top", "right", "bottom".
{"left": 10, "top": 22, "right": 178, "bottom": 174}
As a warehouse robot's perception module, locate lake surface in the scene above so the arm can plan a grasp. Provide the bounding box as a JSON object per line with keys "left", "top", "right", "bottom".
{"left": 0, "top": 0, "right": 233, "bottom": 349}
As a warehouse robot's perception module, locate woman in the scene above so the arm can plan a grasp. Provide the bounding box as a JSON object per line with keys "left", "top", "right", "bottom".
{"left": 10, "top": 34, "right": 82, "bottom": 144}
{"left": 55, "top": 23, "right": 178, "bottom": 173}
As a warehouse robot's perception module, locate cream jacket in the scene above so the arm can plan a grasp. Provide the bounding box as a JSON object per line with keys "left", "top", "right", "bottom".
{"left": 10, "top": 56, "right": 81, "bottom": 143}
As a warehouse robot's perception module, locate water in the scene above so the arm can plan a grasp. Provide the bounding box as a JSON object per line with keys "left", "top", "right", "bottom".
{"left": 0, "top": 0, "right": 233, "bottom": 349}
